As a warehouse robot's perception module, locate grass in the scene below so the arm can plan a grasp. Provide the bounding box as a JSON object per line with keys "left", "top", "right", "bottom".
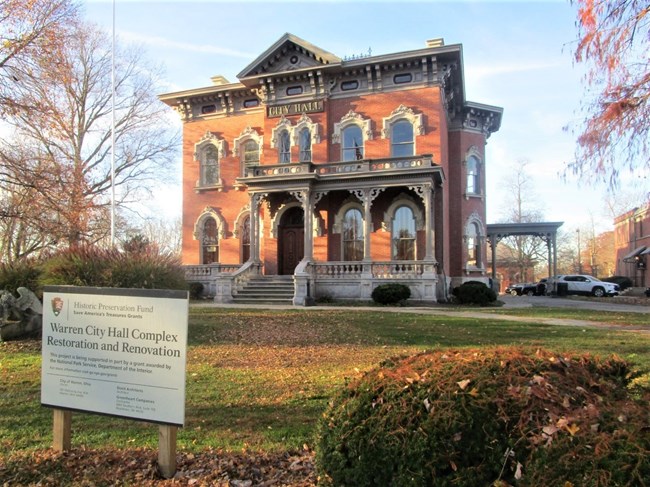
{"left": 1, "top": 307, "right": 649, "bottom": 458}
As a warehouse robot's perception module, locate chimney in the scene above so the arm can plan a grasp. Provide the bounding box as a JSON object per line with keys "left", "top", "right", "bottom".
{"left": 426, "top": 38, "right": 444, "bottom": 48}
{"left": 211, "top": 75, "right": 230, "bottom": 86}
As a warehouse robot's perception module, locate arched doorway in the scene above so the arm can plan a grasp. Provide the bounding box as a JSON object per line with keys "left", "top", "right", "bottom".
{"left": 278, "top": 206, "right": 304, "bottom": 275}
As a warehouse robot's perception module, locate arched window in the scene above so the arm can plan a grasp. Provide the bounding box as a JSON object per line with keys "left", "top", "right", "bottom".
{"left": 466, "top": 155, "right": 480, "bottom": 194}
{"left": 278, "top": 130, "right": 291, "bottom": 163}
{"left": 392, "top": 206, "right": 416, "bottom": 260}
{"left": 391, "top": 120, "right": 414, "bottom": 157}
{"left": 342, "top": 125, "right": 364, "bottom": 161}
{"left": 201, "top": 145, "right": 219, "bottom": 185}
{"left": 240, "top": 215, "right": 250, "bottom": 263}
{"left": 466, "top": 222, "right": 480, "bottom": 267}
{"left": 299, "top": 127, "right": 311, "bottom": 162}
{"left": 243, "top": 139, "right": 259, "bottom": 167}
{"left": 202, "top": 217, "right": 219, "bottom": 264}
{"left": 342, "top": 208, "right": 364, "bottom": 261}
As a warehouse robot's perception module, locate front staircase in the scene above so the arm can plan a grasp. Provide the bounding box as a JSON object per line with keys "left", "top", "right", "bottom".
{"left": 231, "top": 275, "right": 295, "bottom": 305}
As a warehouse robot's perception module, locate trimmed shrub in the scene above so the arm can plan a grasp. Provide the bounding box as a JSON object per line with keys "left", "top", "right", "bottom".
{"left": 316, "top": 348, "right": 650, "bottom": 487}
{"left": 40, "top": 245, "right": 187, "bottom": 290}
{"left": 371, "top": 283, "right": 411, "bottom": 305}
{"left": 602, "top": 275, "right": 633, "bottom": 291}
{"left": 0, "top": 259, "right": 43, "bottom": 296}
{"left": 189, "top": 282, "right": 205, "bottom": 300}
{"left": 452, "top": 280, "right": 496, "bottom": 305}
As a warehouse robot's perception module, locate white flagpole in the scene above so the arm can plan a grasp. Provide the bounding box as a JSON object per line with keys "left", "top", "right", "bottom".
{"left": 110, "top": 0, "right": 116, "bottom": 246}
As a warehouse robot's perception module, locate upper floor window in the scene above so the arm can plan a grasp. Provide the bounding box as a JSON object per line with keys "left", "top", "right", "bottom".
{"left": 393, "top": 73, "right": 413, "bottom": 84}
{"left": 466, "top": 155, "right": 480, "bottom": 194}
{"left": 243, "top": 99, "right": 259, "bottom": 108}
{"left": 342, "top": 125, "right": 364, "bottom": 161}
{"left": 391, "top": 120, "right": 414, "bottom": 157}
{"left": 243, "top": 139, "right": 260, "bottom": 166}
{"left": 341, "top": 80, "right": 359, "bottom": 91}
{"left": 342, "top": 208, "right": 364, "bottom": 261}
{"left": 392, "top": 206, "right": 416, "bottom": 260}
{"left": 299, "top": 127, "right": 311, "bottom": 162}
{"left": 200, "top": 145, "right": 219, "bottom": 186}
{"left": 194, "top": 131, "right": 225, "bottom": 189}
{"left": 286, "top": 85, "right": 303, "bottom": 96}
{"left": 278, "top": 130, "right": 291, "bottom": 163}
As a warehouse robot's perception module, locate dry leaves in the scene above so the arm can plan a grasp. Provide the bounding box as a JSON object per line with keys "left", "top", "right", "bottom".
{"left": 0, "top": 446, "right": 317, "bottom": 486}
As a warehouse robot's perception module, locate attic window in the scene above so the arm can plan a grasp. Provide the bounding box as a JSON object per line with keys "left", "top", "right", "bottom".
{"left": 201, "top": 104, "right": 216, "bottom": 114}
{"left": 286, "top": 85, "right": 303, "bottom": 96}
{"left": 341, "top": 80, "right": 359, "bottom": 91}
{"left": 243, "top": 99, "right": 259, "bottom": 108}
{"left": 289, "top": 55, "right": 299, "bottom": 64}
{"left": 393, "top": 73, "right": 413, "bottom": 84}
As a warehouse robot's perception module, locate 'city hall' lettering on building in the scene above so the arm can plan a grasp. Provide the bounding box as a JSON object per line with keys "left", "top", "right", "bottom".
{"left": 268, "top": 100, "right": 324, "bottom": 117}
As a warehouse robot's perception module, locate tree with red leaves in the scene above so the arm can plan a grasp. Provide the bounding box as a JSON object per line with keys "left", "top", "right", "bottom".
{"left": 570, "top": 0, "right": 649, "bottom": 189}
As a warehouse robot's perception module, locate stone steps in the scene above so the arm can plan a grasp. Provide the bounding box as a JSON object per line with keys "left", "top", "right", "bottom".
{"left": 232, "top": 276, "right": 294, "bottom": 305}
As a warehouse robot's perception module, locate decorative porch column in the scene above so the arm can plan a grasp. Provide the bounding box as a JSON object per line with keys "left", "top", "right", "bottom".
{"left": 351, "top": 188, "right": 385, "bottom": 262}
{"left": 409, "top": 183, "right": 437, "bottom": 264}
{"left": 249, "top": 192, "right": 266, "bottom": 263}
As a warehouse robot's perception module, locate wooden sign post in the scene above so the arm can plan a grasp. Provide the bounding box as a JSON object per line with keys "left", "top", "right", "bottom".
{"left": 52, "top": 409, "right": 72, "bottom": 452}
{"left": 158, "top": 424, "right": 178, "bottom": 478}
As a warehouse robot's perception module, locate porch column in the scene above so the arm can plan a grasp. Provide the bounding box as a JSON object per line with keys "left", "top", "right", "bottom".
{"left": 352, "top": 188, "right": 384, "bottom": 262}
{"left": 291, "top": 190, "right": 314, "bottom": 262}
{"left": 250, "top": 192, "right": 264, "bottom": 263}
{"left": 423, "top": 183, "right": 434, "bottom": 261}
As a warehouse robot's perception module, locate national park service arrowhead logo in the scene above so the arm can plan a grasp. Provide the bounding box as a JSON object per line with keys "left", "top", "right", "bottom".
{"left": 51, "top": 297, "right": 64, "bottom": 317}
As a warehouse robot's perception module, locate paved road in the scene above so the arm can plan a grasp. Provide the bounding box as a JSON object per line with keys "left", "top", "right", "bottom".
{"left": 498, "top": 293, "right": 649, "bottom": 314}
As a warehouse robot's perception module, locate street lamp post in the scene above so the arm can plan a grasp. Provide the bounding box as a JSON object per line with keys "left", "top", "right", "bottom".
{"left": 576, "top": 229, "right": 582, "bottom": 274}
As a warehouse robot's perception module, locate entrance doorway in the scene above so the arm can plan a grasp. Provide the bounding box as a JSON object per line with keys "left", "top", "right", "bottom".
{"left": 278, "top": 207, "right": 304, "bottom": 275}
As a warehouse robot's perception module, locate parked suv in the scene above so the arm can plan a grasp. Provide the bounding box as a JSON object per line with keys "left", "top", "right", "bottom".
{"left": 548, "top": 275, "right": 620, "bottom": 297}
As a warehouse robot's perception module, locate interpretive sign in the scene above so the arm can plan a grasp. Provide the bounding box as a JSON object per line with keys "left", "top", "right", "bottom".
{"left": 41, "top": 286, "right": 189, "bottom": 426}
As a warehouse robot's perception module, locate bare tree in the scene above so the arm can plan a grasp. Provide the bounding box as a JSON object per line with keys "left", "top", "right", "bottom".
{"left": 496, "top": 160, "right": 548, "bottom": 282}
{"left": 0, "top": 21, "right": 179, "bottom": 254}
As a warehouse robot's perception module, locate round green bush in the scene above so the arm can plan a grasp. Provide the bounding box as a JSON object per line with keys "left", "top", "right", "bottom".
{"left": 452, "top": 280, "right": 496, "bottom": 305}
{"left": 371, "top": 283, "right": 411, "bottom": 305}
{"left": 316, "top": 348, "right": 650, "bottom": 486}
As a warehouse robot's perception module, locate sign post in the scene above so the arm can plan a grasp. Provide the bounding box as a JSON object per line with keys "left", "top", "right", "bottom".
{"left": 41, "top": 286, "right": 188, "bottom": 477}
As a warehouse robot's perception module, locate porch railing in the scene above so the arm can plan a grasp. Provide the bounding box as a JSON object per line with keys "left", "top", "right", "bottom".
{"left": 310, "top": 261, "right": 426, "bottom": 279}
{"left": 243, "top": 155, "right": 436, "bottom": 179}
{"left": 184, "top": 264, "right": 241, "bottom": 279}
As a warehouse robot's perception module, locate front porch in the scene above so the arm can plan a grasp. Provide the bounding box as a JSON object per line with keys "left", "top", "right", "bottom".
{"left": 185, "top": 259, "right": 444, "bottom": 305}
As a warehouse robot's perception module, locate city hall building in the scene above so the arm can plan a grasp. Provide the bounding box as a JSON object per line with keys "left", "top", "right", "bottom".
{"left": 160, "top": 33, "right": 502, "bottom": 304}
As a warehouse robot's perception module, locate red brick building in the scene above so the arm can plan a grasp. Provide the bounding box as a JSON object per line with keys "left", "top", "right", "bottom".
{"left": 160, "top": 34, "right": 502, "bottom": 304}
{"left": 614, "top": 203, "right": 650, "bottom": 287}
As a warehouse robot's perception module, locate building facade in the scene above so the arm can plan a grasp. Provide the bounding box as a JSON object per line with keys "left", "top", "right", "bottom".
{"left": 160, "top": 34, "right": 502, "bottom": 304}
{"left": 614, "top": 203, "right": 650, "bottom": 287}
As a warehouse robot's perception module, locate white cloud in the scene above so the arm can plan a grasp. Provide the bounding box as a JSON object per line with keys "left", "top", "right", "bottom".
{"left": 118, "top": 30, "right": 254, "bottom": 58}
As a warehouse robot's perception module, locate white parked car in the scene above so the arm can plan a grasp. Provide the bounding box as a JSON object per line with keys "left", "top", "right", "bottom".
{"left": 547, "top": 275, "right": 620, "bottom": 297}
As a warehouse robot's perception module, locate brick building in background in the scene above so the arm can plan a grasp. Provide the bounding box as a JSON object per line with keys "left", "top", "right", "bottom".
{"left": 160, "top": 34, "right": 502, "bottom": 304}
{"left": 614, "top": 203, "right": 650, "bottom": 288}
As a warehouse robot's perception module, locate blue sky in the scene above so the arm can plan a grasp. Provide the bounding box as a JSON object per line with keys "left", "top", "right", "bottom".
{"left": 83, "top": 0, "right": 614, "bottom": 234}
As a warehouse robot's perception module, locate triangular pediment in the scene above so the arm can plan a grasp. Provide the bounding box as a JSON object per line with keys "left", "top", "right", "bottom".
{"left": 237, "top": 33, "right": 341, "bottom": 79}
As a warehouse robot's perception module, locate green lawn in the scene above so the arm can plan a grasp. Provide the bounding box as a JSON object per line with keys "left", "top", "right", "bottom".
{"left": 2, "top": 307, "right": 649, "bottom": 457}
